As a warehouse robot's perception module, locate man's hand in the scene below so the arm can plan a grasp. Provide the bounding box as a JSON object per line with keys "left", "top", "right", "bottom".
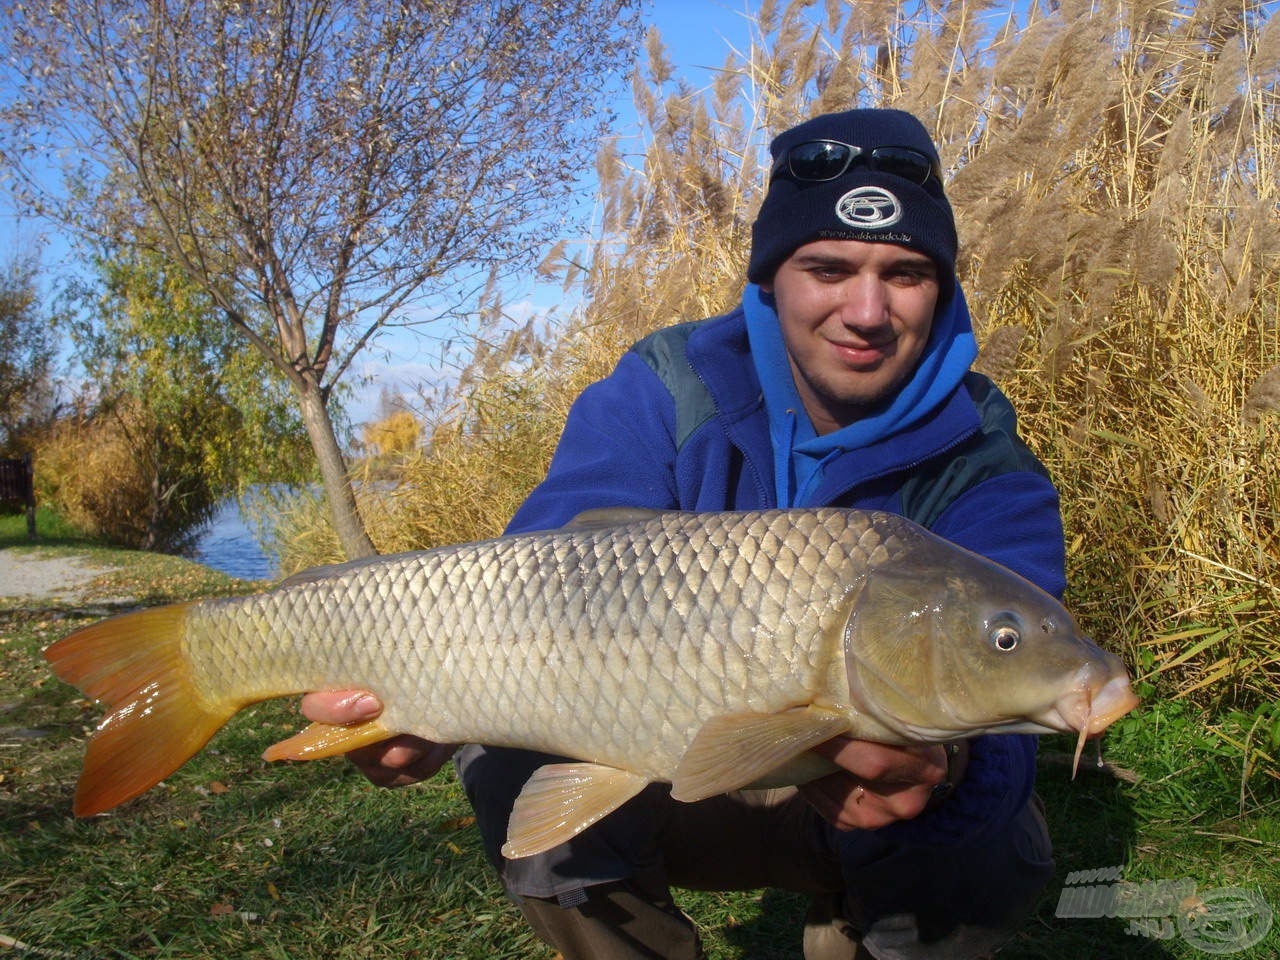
{"left": 797, "top": 736, "right": 956, "bottom": 831}
{"left": 299, "top": 690, "right": 457, "bottom": 788}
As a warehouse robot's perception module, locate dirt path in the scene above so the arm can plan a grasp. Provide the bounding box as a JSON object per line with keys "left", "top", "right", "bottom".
{"left": 0, "top": 549, "right": 114, "bottom": 600}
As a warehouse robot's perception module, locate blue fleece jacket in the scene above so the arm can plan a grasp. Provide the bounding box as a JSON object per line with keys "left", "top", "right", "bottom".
{"left": 505, "top": 305, "right": 1066, "bottom": 849}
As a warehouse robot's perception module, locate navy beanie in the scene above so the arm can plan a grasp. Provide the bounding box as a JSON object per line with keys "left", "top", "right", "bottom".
{"left": 747, "top": 109, "right": 957, "bottom": 285}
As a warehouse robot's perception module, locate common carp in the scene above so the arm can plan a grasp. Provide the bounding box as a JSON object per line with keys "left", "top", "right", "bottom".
{"left": 45, "top": 507, "right": 1137, "bottom": 857}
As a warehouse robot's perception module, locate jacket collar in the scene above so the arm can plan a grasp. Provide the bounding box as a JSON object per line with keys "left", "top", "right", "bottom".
{"left": 685, "top": 307, "right": 982, "bottom": 504}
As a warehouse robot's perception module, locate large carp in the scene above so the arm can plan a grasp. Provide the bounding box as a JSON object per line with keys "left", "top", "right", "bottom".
{"left": 45, "top": 508, "right": 1136, "bottom": 857}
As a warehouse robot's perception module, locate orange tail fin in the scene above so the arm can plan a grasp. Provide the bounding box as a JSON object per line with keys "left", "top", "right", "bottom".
{"left": 44, "top": 603, "right": 237, "bottom": 816}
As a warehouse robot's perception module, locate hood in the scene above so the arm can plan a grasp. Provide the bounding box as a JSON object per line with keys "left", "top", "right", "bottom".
{"left": 743, "top": 282, "right": 979, "bottom": 506}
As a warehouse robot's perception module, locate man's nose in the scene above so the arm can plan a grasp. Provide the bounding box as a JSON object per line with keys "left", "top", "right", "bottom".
{"left": 835, "top": 274, "right": 890, "bottom": 330}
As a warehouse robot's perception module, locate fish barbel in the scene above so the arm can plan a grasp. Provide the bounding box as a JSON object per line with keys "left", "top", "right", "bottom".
{"left": 44, "top": 508, "right": 1137, "bottom": 856}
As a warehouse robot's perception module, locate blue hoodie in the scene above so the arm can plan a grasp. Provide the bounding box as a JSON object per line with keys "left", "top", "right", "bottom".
{"left": 742, "top": 281, "right": 979, "bottom": 508}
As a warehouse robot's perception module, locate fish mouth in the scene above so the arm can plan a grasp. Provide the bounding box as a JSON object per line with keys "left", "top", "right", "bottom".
{"left": 1082, "top": 675, "right": 1141, "bottom": 733}
{"left": 1035, "top": 670, "right": 1139, "bottom": 776}
{"left": 1035, "top": 670, "right": 1138, "bottom": 733}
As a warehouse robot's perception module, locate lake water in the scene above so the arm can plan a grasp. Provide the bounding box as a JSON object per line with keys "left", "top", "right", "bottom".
{"left": 192, "top": 498, "right": 279, "bottom": 581}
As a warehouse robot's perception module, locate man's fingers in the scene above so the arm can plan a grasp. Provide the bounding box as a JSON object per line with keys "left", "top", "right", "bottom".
{"left": 347, "top": 736, "right": 458, "bottom": 787}
{"left": 295, "top": 690, "right": 452, "bottom": 786}
{"left": 799, "top": 772, "right": 934, "bottom": 831}
{"left": 811, "top": 736, "right": 947, "bottom": 786}
{"left": 799, "top": 737, "right": 953, "bottom": 831}
{"left": 300, "top": 689, "right": 383, "bottom": 725}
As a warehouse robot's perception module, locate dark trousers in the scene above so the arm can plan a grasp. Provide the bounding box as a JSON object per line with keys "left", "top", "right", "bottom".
{"left": 458, "top": 744, "right": 1054, "bottom": 960}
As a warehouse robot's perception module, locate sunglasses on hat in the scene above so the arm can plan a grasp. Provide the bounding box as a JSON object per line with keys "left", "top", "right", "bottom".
{"left": 769, "top": 140, "right": 941, "bottom": 186}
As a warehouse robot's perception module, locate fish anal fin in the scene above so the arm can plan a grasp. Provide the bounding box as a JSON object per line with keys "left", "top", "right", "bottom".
{"left": 501, "top": 762, "right": 649, "bottom": 859}
{"left": 263, "top": 718, "right": 395, "bottom": 762}
{"left": 43, "top": 602, "right": 239, "bottom": 817}
{"left": 670, "top": 706, "right": 852, "bottom": 802}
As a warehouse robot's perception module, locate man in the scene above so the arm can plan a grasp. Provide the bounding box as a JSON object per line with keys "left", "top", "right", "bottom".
{"left": 304, "top": 108, "right": 1064, "bottom": 959}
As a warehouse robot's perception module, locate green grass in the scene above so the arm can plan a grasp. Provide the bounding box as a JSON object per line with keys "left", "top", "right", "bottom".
{"left": 2, "top": 546, "right": 1277, "bottom": 958}
{"left": 0, "top": 506, "right": 99, "bottom": 550}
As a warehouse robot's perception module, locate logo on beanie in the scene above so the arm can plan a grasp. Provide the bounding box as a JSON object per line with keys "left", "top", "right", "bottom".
{"left": 835, "top": 186, "right": 902, "bottom": 229}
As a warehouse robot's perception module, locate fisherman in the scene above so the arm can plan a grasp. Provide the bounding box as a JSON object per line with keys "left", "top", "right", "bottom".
{"left": 304, "top": 108, "right": 1064, "bottom": 959}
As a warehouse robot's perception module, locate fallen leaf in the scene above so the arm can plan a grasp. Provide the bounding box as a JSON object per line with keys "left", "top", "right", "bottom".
{"left": 1179, "top": 894, "right": 1209, "bottom": 920}
{"left": 209, "top": 781, "right": 229, "bottom": 794}
{"left": 210, "top": 902, "right": 235, "bottom": 917}
{"left": 441, "top": 815, "right": 476, "bottom": 831}
{"left": 267, "top": 882, "right": 280, "bottom": 901}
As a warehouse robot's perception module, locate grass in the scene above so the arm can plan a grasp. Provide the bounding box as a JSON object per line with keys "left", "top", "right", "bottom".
{"left": 2, "top": 527, "right": 1278, "bottom": 958}
{"left": 1, "top": 507, "right": 102, "bottom": 551}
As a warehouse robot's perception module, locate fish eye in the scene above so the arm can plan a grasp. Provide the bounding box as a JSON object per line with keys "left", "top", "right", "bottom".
{"left": 991, "top": 625, "right": 1021, "bottom": 652}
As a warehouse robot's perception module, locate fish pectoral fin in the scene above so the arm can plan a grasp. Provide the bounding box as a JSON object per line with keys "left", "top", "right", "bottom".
{"left": 262, "top": 719, "right": 395, "bottom": 762}
{"left": 740, "top": 751, "right": 842, "bottom": 790}
{"left": 670, "top": 706, "right": 852, "bottom": 802}
{"left": 501, "top": 762, "right": 650, "bottom": 860}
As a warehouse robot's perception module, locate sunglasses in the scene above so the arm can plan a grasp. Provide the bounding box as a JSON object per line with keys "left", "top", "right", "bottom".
{"left": 770, "top": 140, "right": 941, "bottom": 186}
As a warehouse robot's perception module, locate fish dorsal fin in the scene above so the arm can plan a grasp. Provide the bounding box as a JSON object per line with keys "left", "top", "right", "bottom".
{"left": 276, "top": 550, "right": 426, "bottom": 589}
{"left": 562, "top": 507, "right": 668, "bottom": 531}
{"left": 276, "top": 556, "right": 386, "bottom": 589}
{"left": 501, "top": 762, "right": 650, "bottom": 859}
{"left": 670, "top": 706, "right": 852, "bottom": 802}
{"left": 262, "top": 719, "right": 395, "bottom": 762}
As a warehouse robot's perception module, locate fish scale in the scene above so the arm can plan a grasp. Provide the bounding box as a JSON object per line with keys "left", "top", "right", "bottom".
{"left": 44, "top": 507, "right": 1137, "bottom": 857}
{"left": 184, "top": 511, "right": 854, "bottom": 771}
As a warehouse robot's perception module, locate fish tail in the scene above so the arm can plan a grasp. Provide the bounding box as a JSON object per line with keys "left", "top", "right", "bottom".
{"left": 44, "top": 603, "right": 239, "bottom": 816}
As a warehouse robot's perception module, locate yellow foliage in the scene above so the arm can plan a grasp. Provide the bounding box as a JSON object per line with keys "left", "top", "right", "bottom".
{"left": 362, "top": 411, "right": 422, "bottom": 458}
{"left": 34, "top": 410, "right": 144, "bottom": 542}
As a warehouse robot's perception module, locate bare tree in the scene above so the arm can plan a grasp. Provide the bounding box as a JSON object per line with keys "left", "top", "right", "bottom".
{"left": 1, "top": 0, "right": 642, "bottom": 558}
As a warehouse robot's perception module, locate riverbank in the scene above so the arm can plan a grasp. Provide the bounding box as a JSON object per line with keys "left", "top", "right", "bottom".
{"left": 1, "top": 497, "right": 278, "bottom": 592}
{"left": 0, "top": 505, "right": 273, "bottom": 607}
{"left": 0, "top": 541, "right": 266, "bottom": 617}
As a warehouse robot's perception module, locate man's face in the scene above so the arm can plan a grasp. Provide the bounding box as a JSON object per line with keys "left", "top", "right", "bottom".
{"left": 762, "top": 239, "right": 940, "bottom": 435}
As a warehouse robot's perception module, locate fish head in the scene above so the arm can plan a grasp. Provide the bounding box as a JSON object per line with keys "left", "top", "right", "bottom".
{"left": 843, "top": 536, "right": 1138, "bottom": 745}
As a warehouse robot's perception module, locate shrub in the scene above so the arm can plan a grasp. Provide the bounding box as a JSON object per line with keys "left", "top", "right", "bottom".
{"left": 33, "top": 400, "right": 218, "bottom": 552}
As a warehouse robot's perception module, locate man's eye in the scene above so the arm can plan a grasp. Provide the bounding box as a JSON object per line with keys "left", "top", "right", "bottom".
{"left": 889, "top": 270, "right": 934, "bottom": 285}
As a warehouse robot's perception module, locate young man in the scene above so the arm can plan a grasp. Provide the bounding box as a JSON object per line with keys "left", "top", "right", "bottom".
{"left": 305, "top": 108, "right": 1064, "bottom": 959}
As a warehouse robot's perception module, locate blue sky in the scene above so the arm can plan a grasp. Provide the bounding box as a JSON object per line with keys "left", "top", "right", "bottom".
{"left": 347, "top": 1, "right": 766, "bottom": 424}
{"left": 649, "top": 0, "right": 758, "bottom": 73}
{"left": 0, "top": 1, "right": 763, "bottom": 426}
